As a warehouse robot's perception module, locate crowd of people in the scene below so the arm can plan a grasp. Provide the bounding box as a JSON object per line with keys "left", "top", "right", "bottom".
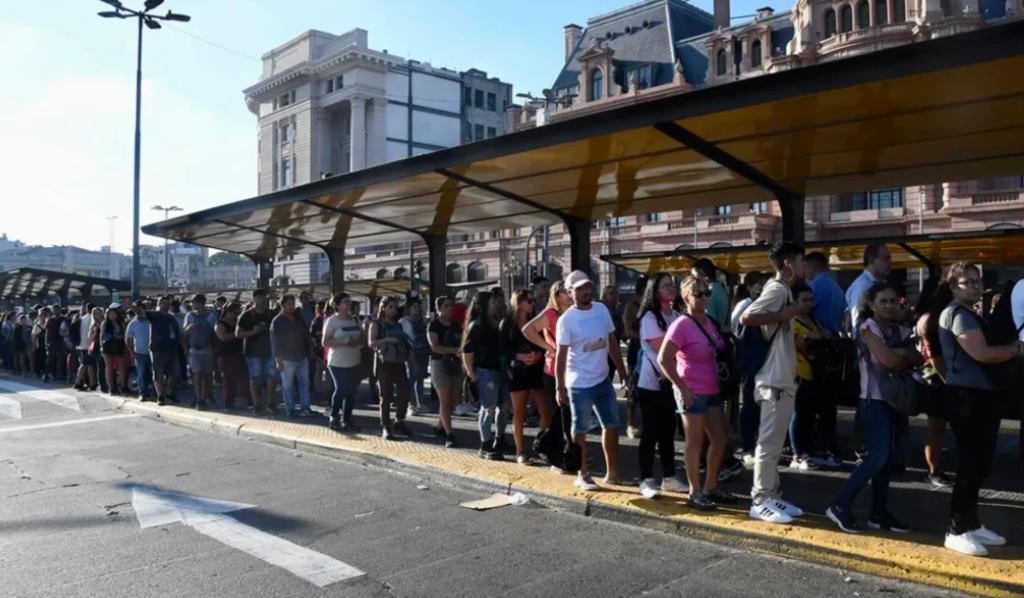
{"left": 0, "top": 239, "right": 1020, "bottom": 558}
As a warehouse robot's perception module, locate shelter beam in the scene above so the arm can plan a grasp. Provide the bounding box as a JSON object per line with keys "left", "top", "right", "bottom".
{"left": 778, "top": 197, "right": 806, "bottom": 246}
{"left": 564, "top": 218, "right": 591, "bottom": 274}
{"left": 327, "top": 249, "right": 346, "bottom": 296}
{"left": 251, "top": 258, "right": 273, "bottom": 290}
{"left": 424, "top": 234, "right": 447, "bottom": 302}
{"left": 897, "top": 242, "right": 939, "bottom": 275}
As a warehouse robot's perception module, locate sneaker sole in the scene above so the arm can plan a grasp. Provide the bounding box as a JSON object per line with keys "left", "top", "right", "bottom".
{"left": 826, "top": 508, "right": 861, "bottom": 534}
{"left": 867, "top": 522, "right": 910, "bottom": 533}
{"left": 945, "top": 540, "right": 988, "bottom": 557}
{"left": 749, "top": 507, "right": 792, "bottom": 524}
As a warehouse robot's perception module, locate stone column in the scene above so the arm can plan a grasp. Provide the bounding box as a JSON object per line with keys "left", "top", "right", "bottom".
{"left": 349, "top": 97, "right": 367, "bottom": 172}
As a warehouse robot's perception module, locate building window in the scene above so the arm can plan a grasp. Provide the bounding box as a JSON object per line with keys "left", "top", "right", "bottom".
{"left": 841, "top": 4, "right": 853, "bottom": 32}
{"left": 607, "top": 216, "right": 626, "bottom": 227}
{"left": 825, "top": 9, "right": 838, "bottom": 37}
{"left": 893, "top": 0, "right": 906, "bottom": 22}
{"left": 326, "top": 79, "right": 334, "bottom": 94}
{"left": 278, "top": 90, "right": 294, "bottom": 109}
{"left": 649, "top": 212, "right": 662, "bottom": 223}
{"left": 464, "top": 87, "right": 472, "bottom": 106}
{"left": 280, "top": 121, "right": 291, "bottom": 143}
{"left": 590, "top": 69, "right": 603, "bottom": 100}
{"left": 393, "top": 267, "right": 408, "bottom": 280}
{"left": 751, "top": 40, "right": 763, "bottom": 68}
{"left": 486, "top": 126, "right": 497, "bottom": 139}
{"left": 446, "top": 263, "right": 463, "bottom": 284}
{"left": 716, "top": 49, "right": 727, "bottom": 76}
{"left": 376, "top": 268, "right": 390, "bottom": 279}
{"left": 486, "top": 92, "right": 496, "bottom": 111}
{"left": 467, "top": 261, "right": 487, "bottom": 282}
{"left": 750, "top": 202, "right": 768, "bottom": 214}
{"left": 335, "top": 75, "right": 344, "bottom": 90}
{"left": 474, "top": 89, "right": 484, "bottom": 108}
{"left": 857, "top": 1, "right": 870, "bottom": 29}
{"left": 474, "top": 124, "right": 484, "bottom": 141}
{"left": 849, "top": 188, "right": 905, "bottom": 210}
{"left": 624, "top": 64, "right": 652, "bottom": 90}
{"left": 875, "top": 0, "right": 888, "bottom": 24}
{"left": 715, "top": 205, "right": 732, "bottom": 215}
{"left": 282, "top": 158, "right": 292, "bottom": 188}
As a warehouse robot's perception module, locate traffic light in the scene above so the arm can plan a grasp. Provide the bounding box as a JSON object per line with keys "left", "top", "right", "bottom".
{"left": 413, "top": 260, "right": 424, "bottom": 281}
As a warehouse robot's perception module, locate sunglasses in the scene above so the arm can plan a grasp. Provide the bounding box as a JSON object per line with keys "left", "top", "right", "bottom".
{"left": 957, "top": 279, "right": 983, "bottom": 289}
{"left": 691, "top": 290, "right": 710, "bottom": 299}
{"left": 523, "top": 298, "right": 535, "bottom": 304}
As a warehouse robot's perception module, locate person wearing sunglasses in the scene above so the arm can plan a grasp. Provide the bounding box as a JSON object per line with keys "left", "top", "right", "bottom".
{"left": 938, "top": 262, "right": 1024, "bottom": 556}
{"left": 659, "top": 277, "right": 734, "bottom": 510}
{"left": 500, "top": 289, "right": 551, "bottom": 464}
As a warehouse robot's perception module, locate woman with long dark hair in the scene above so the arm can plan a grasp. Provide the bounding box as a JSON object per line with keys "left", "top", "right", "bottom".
{"left": 101, "top": 307, "right": 129, "bottom": 395}
{"left": 501, "top": 288, "right": 551, "bottom": 464}
{"left": 368, "top": 296, "right": 413, "bottom": 440}
{"left": 462, "top": 291, "right": 509, "bottom": 460}
{"left": 827, "top": 281, "right": 920, "bottom": 534}
{"left": 427, "top": 296, "right": 462, "bottom": 448}
{"left": 914, "top": 276, "right": 954, "bottom": 488}
{"left": 938, "top": 262, "right": 1023, "bottom": 556}
{"left": 634, "top": 272, "right": 687, "bottom": 498}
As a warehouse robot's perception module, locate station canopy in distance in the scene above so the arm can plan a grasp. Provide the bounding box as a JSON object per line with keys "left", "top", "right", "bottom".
{"left": 143, "top": 22, "right": 1024, "bottom": 263}
{"left": 0, "top": 268, "right": 130, "bottom": 303}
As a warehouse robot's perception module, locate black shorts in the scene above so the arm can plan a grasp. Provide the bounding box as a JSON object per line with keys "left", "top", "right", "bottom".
{"left": 508, "top": 362, "right": 544, "bottom": 393}
{"left": 78, "top": 349, "right": 95, "bottom": 367}
{"left": 923, "top": 382, "right": 949, "bottom": 420}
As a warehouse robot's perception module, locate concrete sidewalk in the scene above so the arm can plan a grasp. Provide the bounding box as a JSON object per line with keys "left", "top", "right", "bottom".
{"left": 21, "top": 376, "right": 1024, "bottom": 598}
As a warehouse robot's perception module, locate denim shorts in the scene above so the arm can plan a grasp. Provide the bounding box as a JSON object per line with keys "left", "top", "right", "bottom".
{"left": 674, "top": 390, "right": 723, "bottom": 415}
{"left": 568, "top": 379, "right": 620, "bottom": 433}
{"left": 246, "top": 356, "right": 276, "bottom": 384}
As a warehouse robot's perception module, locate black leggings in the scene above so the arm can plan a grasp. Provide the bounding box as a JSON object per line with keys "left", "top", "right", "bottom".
{"left": 945, "top": 386, "right": 1002, "bottom": 535}
{"left": 637, "top": 386, "right": 677, "bottom": 479}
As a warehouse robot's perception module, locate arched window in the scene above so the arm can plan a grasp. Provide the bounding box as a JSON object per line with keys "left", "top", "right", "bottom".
{"left": 751, "top": 40, "right": 763, "bottom": 68}
{"left": 840, "top": 4, "right": 853, "bottom": 32}
{"left": 375, "top": 268, "right": 390, "bottom": 280}
{"left": 893, "top": 0, "right": 906, "bottom": 22}
{"left": 875, "top": 0, "right": 888, "bottom": 25}
{"left": 857, "top": 0, "right": 870, "bottom": 28}
{"left": 590, "top": 69, "right": 603, "bottom": 101}
{"left": 825, "top": 9, "right": 838, "bottom": 37}
{"left": 446, "top": 263, "right": 463, "bottom": 284}
{"left": 393, "top": 267, "right": 408, "bottom": 280}
{"left": 716, "top": 49, "right": 727, "bottom": 76}
{"left": 467, "top": 261, "right": 486, "bottom": 283}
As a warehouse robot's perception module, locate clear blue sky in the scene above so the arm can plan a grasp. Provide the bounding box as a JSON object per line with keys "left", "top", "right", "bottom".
{"left": 0, "top": 0, "right": 776, "bottom": 253}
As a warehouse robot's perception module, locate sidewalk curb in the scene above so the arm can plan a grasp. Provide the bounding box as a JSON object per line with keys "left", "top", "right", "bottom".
{"left": 101, "top": 396, "right": 1022, "bottom": 598}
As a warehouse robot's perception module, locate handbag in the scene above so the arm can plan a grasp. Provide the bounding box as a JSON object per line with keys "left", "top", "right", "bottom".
{"left": 625, "top": 352, "right": 671, "bottom": 402}
{"left": 686, "top": 314, "right": 738, "bottom": 395}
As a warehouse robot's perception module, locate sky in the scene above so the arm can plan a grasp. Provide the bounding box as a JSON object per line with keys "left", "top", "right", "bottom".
{"left": 0, "top": 0, "right": 776, "bottom": 254}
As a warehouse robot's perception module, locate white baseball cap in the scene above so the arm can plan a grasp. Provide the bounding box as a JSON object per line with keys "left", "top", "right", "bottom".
{"left": 564, "top": 270, "right": 592, "bottom": 290}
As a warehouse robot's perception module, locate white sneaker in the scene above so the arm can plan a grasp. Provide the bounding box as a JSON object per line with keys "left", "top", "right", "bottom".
{"left": 453, "top": 404, "right": 471, "bottom": 416}
{"left": 772, "top": 498, "right": 804, "bottom": 518}
{"left": 627, "top": 425, "right": 642, "bottom": 439}
{"left": 661, "top": 476, "right": 690, "bottom": 494}
{"left": 750, "top": 501, "right": 793, "bottom": 524}
{"left": 789, "top": 456, "right": 818, "bottom": 471}
{"left": 945, "top": 532, "right": 988, "bottom": 557}
{"left": 742, "top": 453, "right": 756, "bottom": 469}
{"left": 639, "top": 478, "right": 662, "bottom": 499}
{"left": 406, "top": 407, "right": 420, "bottom": 419}
{"left": 969, "top": 526, "right": 1007, "bottom": 546}
{"left": 574, "top": 474, "right": 599, "bottom": 492}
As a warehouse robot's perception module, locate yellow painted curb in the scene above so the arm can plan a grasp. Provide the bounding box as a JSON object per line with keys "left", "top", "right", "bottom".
{"left": 115, "top": 399, "right": 1024, "bottom": 598}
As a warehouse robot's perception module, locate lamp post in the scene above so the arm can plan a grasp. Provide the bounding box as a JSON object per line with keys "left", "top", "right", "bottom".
{"left": 97, "top": 0, "right": 191, "bottom": 301}
{"left": 152, "top": 205, "right": 182, "bottom": 293}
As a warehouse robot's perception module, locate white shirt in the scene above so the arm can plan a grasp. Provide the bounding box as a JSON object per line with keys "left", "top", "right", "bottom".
{"left": 846, "top": 269, "right": 880, "bottom": 338}
{"left": 324, "top": 315, "right": 362, "bottom": 369}
{"left": 556, "top": 302, "right": 616, "bottom": 389}
{"left": 730, "top": 297, "right": 753, "bottom": 335}
{"left": 79, "top": 314, "right": 92, "bottom": 350}
{"left": 1011, "top": 279, "right": 1024, "bottom": 342}
{"left": 639, "top": 309, "right": 679, "bottom": 391}
{"left": 745, "top": 279, "right": 799, "bottom": 394}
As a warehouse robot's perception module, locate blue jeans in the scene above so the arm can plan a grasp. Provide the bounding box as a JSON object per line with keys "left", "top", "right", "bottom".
{"left": 96, "top": 353, "right": 108, "bottom": 392}
{"left": 328, "top": 365, "right": 358, "bottom": 423}
{"left": 279, "top": 359, "right": 311, "bottom": 412}
{"left": 836, "top": 399, "right": 897, "bottom": 517}
{"left": 407, "top": 354, "right": 431, "bottom": 411}
{"left": 476, "top": 368, "right": 509, "bottom": 443}
{"left": 134, "top": 355, "right": 154, "bottom": 397}
{"left": 739, "top": 375, "right": 760, "bottom": 454}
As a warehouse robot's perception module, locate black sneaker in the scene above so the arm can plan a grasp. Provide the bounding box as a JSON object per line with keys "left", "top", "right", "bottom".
{"left": 195, "top": 401, "right": 208, "bottom": 411}
{"left": 297, "top": 408, "right": 315, "bottom": 418}
{"left": 189, "top": 399, "right": 198, "bottom": 408}
{"left": 157, "top": 395, "right": 167, "bottom": 406}
{"left": 382, "top": 428, "right": 396, "bottom": 441}
{"left": 492, "top": 436, "right": 509, "bottom": 456}
{"left": 717, "top": 459, "right": 745, "bottom": 483}
{"left": 266, "top": 402, "right": 279, "bottom": 414}
{"left": 445, "top": 433, "right": 457, "bottom": 448}
{"left": 167, "top": 393, "right": 180, "bottom": 404}
{"left": 479, "top": 439, "right": 494, "bottom": 459}
{"left": 868, "top": 513, "right": 911, "bottom": 533}
{"left": 286, "top": 409, "right": 299, "bottom": 419}
{"left": 826, "top": 505, "right": 862, "bottom": 534}
{"left": 705, "top": 488, "right": 738, "bottom": 504}
{"left": 434, "top": 426, "right": 446, "bottom": 438}
{"left": 340, "top": 421, "right": 361, "bottom": 432}
{"left": 928, "top": 472, "right": 954, "bottom": 488}
{"left": 688, "top": 491, "right": 718, "bottom": 512}
{"left": 329, "top": 415, "right": 341, "bottom": 431}
{"left": 393, "top": 421, "right": 413, "bottom": 437}
{"left": 252, "top": 406, "right": 267, "bottom": 416}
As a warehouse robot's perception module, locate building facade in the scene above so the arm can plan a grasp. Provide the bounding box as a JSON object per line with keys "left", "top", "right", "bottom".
{"left": 0, "top": 243, "right": 129, "bottom": 281}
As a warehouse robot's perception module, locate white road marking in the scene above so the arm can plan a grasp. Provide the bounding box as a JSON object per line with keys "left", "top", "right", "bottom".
{"left": 0, "top": 413, "right": 141, "bottom": 434}
{"left": 0, "top": 381, "right": 81, "bottom": 411}
{"left": 131, "top": 487, "right": 365, "bottom": 587}
{"left": 0, "top": 396, "right": 23, "bottom": 420}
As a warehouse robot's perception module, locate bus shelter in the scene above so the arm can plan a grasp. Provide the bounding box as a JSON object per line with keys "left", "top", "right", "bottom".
{"left": 143, "top": 21, "right": 1024, "bottom": 301}
{"left": 0, "top": 268, "right": 131, "bottom": 310}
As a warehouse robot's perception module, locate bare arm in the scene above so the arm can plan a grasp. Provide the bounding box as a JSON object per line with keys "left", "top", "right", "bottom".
{"left": 658, "top": 338, "right": 693, "bottom": 405}
{"left": 608, "top": 332, "right": 628, "bottom": 383}
{"left": 427, "top": 331, "right": 459, "bottom": 356}
{"left": 523, "top": 312, "right": 555, "bottom": 354}
{"left": 741, "top": 304, "right": 798, "bottom": 327}
{"left": 555, "top": 344, "right": 569, "bottom": 406}
{"left": 956, "top": 329, "right": 1022, "bottom": 364}
{"left": 623, "top": 302, "right": 640, "bottom": 340}
{"left": 862, "top": 328, "right": 920, "bottom": 370}
{"left": 215, "top": 322, "right": 236, "bottom": 343}
{"left": 367, "top": 322, "right": 392, "bottom": 350}
{"left": 462, "top": 351, "right": 477, "bottom": 382}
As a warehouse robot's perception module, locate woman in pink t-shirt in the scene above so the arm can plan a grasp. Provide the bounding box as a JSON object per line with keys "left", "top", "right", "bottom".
{"left": 658, "top": 277, "right": 732, "bottom": 511}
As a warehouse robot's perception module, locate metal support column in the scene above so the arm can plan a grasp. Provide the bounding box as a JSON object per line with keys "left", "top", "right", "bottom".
{"left": 778, "top": 197, "right": 806, "bottom": 246}
{"left": 253, "top": 259, "right": 273, "bottom": 290}
{"left": 327, "top": 249, "right": 346, "bottom": 297}
{"left": 563, "top": 217, "right": 591, "bottom": 273}
{"left": 423, "top": 234, "right": 447, "bottom": 302}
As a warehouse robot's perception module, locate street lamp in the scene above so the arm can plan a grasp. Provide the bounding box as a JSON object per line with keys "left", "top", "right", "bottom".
{"left": 152, "top": 205, "right": 182, "bottom": 293}
{"left": 98, "top": 1, "right": 191, "bottom": 301}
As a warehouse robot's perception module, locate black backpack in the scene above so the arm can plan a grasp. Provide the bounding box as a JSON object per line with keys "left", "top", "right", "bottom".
{"left": 948, "top": 301, "right": 1024, "bottom": 393}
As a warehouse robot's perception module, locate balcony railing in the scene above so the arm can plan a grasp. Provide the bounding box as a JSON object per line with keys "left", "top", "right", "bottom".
{"left": 708, "top": 216, "right": 740, "bottom": 227}
{"left": 829, "top": 206, "right": 906, "bottom": 223}
{"left": 973, "top": 191, "right": 1022, "bottom": 205}
{"left": 819, "top": 22, "right": 914, "bottom": 50}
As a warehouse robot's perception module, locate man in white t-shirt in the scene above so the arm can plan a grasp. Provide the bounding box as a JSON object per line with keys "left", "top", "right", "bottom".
{"left": 1011, "top": 279, "right": 1024, "bottom": 342}
{"left": 556, "top": 270, "right": 629, "bottom": 492}
{"left": 739, "top": 241, "right": 805, "bottom": 525}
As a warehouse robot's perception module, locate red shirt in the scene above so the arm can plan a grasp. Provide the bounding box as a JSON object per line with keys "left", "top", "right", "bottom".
{"left": 450, "top": 302, "right": 467, "bottom": 326}
{"left": 542, "top": 307, "right": 559, "bottom": 377}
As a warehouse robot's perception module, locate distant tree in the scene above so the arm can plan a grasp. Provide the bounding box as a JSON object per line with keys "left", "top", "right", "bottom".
{"left": 208, "top": 252, "right": 247, "bottom": 267}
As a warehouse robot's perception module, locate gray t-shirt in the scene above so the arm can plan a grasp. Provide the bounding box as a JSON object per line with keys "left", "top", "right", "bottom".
{"left": 938, "top": 303, "right": 993, "bottom": 390}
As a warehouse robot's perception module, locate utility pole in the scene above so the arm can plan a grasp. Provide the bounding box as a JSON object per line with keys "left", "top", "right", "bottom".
{"left": 152, "top": 205, "right": 182, "bottom": 293}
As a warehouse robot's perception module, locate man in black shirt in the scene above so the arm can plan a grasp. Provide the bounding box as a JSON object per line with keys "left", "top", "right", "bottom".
{"left": 237, "top": 289, "right": 278, "bottom": 412}
{"left": 44, "top": 307, "right": 69, "bottom": 383}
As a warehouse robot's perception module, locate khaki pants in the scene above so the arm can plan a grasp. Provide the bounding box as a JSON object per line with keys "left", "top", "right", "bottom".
{"left": 751, "top": 385, "right": 796, "bottom": 505}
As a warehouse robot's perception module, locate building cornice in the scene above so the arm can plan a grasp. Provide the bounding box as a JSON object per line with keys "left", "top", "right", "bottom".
{"left": 243, "top": 47, "right": 403, "bottom": 102}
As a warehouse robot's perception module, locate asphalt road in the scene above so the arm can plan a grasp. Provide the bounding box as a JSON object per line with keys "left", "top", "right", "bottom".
{"left": 0, "top": 382, "right": 969, "bottom": 598}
